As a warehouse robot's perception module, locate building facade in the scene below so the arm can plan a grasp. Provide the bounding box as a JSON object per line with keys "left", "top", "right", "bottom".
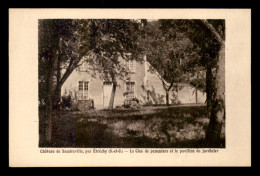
{"left": 61, "top": 55, "right": 206, "bottom": 109}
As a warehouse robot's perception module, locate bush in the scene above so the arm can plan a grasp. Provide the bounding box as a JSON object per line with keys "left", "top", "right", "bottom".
{"left": 171, "top": 96, "right": 181, "bottom": 105}
{"left": 131, "top": 97, "right": 140, "bottom": 104}
{"left": 171, "top": 99, "right": 181, "bottom": 105}
{"left": 129, "top": 100, "right": 140, "bottom": 109}
{"left": 62, "top": 95, "right": 72, "bottom": 109}
{"left": 143, "top": 100, "right": 153, "bottom": 106}
{"left": 123, "top": 98, "right": 141, "bottom": 110}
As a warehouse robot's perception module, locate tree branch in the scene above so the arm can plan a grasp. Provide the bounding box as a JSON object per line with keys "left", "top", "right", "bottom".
{"left": 167, "top": 81, "right": 174, "bottom": 91}
{"left": 162, "top": 79, "right": 174, "bottom": 92}
{"left": 200, "top": 20, "right": 225, "bottom": 46}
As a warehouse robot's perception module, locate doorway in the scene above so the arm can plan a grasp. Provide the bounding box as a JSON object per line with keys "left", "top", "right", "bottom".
{"left": 103, "top": 82, "right": 113, "bottom": 108}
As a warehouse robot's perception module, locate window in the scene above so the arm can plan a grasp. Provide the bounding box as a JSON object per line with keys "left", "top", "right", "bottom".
{"left": 78, "top": 81, "right": 89, "bottom": 100}
{"left": 126, "top": 82, "right": 135, "bottom": 99}
{"left": 126, "top": 60, "right": 135, "bottom": 72}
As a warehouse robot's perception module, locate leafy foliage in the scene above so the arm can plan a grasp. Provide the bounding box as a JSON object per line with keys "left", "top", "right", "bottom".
{"left": 139, "top": 20, "right": 203, "bottom": 104}
{"left": 39, "top": 19, "right": 145, "bottom": 105}
{"left": 123, "top": 98, "right": 141, "bottom": 109}
{"left": 78, "top": 19, "right": 144, "bottom": 82}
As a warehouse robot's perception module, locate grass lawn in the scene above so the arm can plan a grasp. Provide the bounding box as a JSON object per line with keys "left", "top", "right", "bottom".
{"left": 39, "top": 105, "right": 225, "bottom": 148}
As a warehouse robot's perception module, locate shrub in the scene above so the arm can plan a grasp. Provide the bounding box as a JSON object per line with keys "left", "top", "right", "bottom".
{"left": 143, "top": 100, "right": 153, "bottom": 106}
{"left": 172, "top": 99, "right": 181, "bottom": 105}
{"left": 129, "top": 100, "right": 140, "bottom": 109}
{"left": 131, "top": 97, "right": 140, "bottom": 104}
{"left": 171, "top": 96, "right": 181, "bottom": 105}
{"left": 62, "top": 95, "right": 72, "bottom": 109}
{"left": 123, "top": 98, "right": 141, "bottom": 109}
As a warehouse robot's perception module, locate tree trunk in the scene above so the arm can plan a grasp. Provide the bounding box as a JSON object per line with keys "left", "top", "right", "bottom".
{"left": 147, "top": 90, "right": 150, "bottom": 102}
{"left": 166, "top": 90, "right": 169, "bottom": 106}
{"left": 205, "top": 44, "right": 225, "bottom": 146}
{"left": 45, "top": 56, "right": 55, "bottom": 145}
{"left": 52, "top": 62, "right": 75, "bottom": 109}
{"left": 195, "top": 74, "right": 199, "bottom": 104}
{"left": 46, "top": 95, "right": 53, "bottom": 144}
{"left": 195, "top": 89, "right": 198, "bottom": 104}
{"left": 57, "top": 55, "right": 61, "bottom": 84}
{"left": 206, "top": 64, "right": 214, "bottom": 113}
{"left": 108, "top": 82, "right": 117, "bottom": 110}
{"left": 53, "top": 88, "right": 61, "bottom": 109}
{"left": 162, "top": 80, "right": 174, "bottom": 106}
{"left": 53, "top": 55, "right": 61, "bottom": 109}
{"left": 108, "top": 72, "right": 117, "bottom": 110}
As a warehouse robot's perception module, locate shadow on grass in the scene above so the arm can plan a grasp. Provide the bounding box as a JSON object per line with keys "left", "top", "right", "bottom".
{"left": 74, "top": 121, "right": 224, "bottom": 148}
{"left": 39, "top": 105, "right": 225, "bottom": 148}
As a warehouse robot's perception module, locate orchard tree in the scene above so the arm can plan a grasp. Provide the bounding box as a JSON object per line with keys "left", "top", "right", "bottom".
{"left": 182, "top": 19, "right": 225, "bottom": 145}
{"left": 189, "top": 72, "right": 206, "bottom": 103}
{"left": 79, "top": 19, "right": 144, "bottom": 109}
{"left": 39, "top": 19, "right": 144, "bottom": 144}
{"left": 140, "top": 20, "right": 201, "bottom": 105}
{"left": 156, "top": 19, "right": 225, "bottom": 146}
{"left": 39, "top": 19, "right": 83, "bottom": 144}
{"left": 200, "top": 20, "right": 225, "bottom": 145}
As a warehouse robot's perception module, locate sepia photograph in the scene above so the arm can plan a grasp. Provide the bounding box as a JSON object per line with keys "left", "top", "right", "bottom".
{"left": 9, "top": 9, "right": 251, "bottom": 167}
{"left": 38, "top": 19, "right": 225, "bottom": 148}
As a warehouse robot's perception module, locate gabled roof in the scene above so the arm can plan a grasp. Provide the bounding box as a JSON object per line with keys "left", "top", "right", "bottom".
{"left": 145, "top": 60, "right": 170, "bottom": 85}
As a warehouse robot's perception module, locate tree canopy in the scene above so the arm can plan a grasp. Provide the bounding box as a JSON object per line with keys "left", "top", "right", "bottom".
{"left": 39, "top": 19, "right": 226, "bottom": 145}
{"left": 77, "top": 19, "right": 144, "bottom": 82}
